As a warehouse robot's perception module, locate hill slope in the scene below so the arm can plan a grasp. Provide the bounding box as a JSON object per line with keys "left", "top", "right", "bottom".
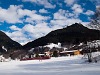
{"left": 23, "top": 23, "right": 100, "bottom": 49}
{"left": 0, "top": 31, "right": 22, "bottom": 52}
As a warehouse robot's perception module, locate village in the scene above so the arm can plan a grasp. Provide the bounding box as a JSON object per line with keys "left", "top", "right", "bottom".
{"left": 0, "top": 39, "right": 100, "bottom": 63}
{"left": 18, "top": 40, "right": 100, "bottom": 62}
{"left": 0, "top": 0, "right": 100, "bottom": 75}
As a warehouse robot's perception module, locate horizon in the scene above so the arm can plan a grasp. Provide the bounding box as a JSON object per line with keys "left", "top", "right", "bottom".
{"left": 0, "top": 0, "right": 99, "bottom": 45}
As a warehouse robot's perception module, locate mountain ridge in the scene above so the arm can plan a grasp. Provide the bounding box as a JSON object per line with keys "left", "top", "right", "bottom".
{"left": 23, "top": 23, "right": 100, "bottom": 50}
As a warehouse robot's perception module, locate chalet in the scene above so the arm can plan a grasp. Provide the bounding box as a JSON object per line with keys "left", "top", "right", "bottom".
{"left": 59, "top": 50, "right": 82, "bottom": 56}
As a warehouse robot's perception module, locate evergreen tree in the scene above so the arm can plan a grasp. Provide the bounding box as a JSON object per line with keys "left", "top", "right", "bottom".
{"left": 53, "top": 50, "right": 59, "bottom": 57}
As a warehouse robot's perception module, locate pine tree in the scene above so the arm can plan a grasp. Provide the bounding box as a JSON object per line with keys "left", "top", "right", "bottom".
{"left": 53, "top": 50, "right": 59, "bottom": 57}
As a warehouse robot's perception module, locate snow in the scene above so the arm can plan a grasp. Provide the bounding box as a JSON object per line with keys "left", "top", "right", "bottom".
{"left": 2, "top": 46, "right": 7, "bottom": 52}
{"left": 87, "top": 40, "right": 100, "bottom": 48}
{"left": 92, "top": 52, "right": 100, "bottom": 58}
{"left": 44, "top": 43, "right": 61, "bottom": 49}
{"left": 0, "top": 55, "right": 100, "bottom": 75}
{"left": 78, "top": 43, "right": 83, "bottom": 46}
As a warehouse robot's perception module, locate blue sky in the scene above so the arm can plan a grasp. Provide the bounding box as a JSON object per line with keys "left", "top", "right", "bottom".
{"left": 0, "top": 0, "right": 99, "bottom": 45}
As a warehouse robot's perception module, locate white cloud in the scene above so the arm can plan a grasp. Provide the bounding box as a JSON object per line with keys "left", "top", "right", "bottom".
{"left": 53, "top": 9, "right": 78, "bottom": 20}
{"left": 50, "top": 8, "right": 89, "bottom": 30}
{"left": 9, "top": 25, "right": 21, "bottom": 31}
{"left": 64, "top": 0, "right": 75, "bottom": 5}
{"left": 81, "top": 22, "right": 90, "bottom": 26}
{"left": 5, "top": 30, "right": 29, "bottom": 45}
{"left": 23, "top": 0, "right": 56, "bottom": 8}
{"left": 54, "top": 9, "right": 67, "bottom": 20}
{"left": 23, "top": 23, "right": 52, "bottom": 38}
{"left": 72, "top": 4, "right": 83, "bottom": 14}
{"left": 25, "top": 15, "right": 50, "bottom": 24}
{"left": 26, "top": 14, "right": 49, "bottom": 21}
{"left": 0, "top": 5, "right": 22, "bottom": 23}
{"left": 23, "top": 24, "right": 34, "bottom": 33}
{"left": 17, "top": 7, "right": 50, "bottom": 24}
{"left": 50, "top": 19, "right": 82, "bottom": 29}
{"left": 54, "top": 12, "right": 67, "bottom": 20}
{"left": 39, "top": 9, "right": 48, "bottom": 13}
{"left": 6, "top": 23, "right": 52, "bottom": 45}
{"left": 17, "top": 8, "right": 36, "bottom": 17}
{"left": 50, "top": 9, "right": 84, "bottom": 30}
{"left": 0, "top": 5, "right": 49, "bottom": 24}
{"left": 84, "top": 10, "right": 94, "bottom": 15}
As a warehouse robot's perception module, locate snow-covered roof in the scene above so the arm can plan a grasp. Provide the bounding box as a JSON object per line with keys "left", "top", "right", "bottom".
{"left": 78, "top": 43, "right": 83, "bottom": 46}
{"left": 39, "top": 54, "right": 45, "bottom": 56}
{"left": 60, "top": 49, "right": 82, "bottom": 53}
{"left": 44, "top": 43, "right": 61, "bottom": 49}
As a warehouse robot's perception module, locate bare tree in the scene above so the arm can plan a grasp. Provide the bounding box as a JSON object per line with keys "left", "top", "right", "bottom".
{"left": 87, "top": 46, "right": 92, "bottom": 62}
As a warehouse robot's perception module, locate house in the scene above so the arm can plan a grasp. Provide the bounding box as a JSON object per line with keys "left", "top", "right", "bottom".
{"left": 44, "top": 51, "right": 51, "bottom": 57}
{"left": 59, "top": 50, "right": 82, "bottom": 56}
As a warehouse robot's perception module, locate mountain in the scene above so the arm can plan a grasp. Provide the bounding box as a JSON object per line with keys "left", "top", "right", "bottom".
{"left": 0, "top": 31, "right": 22, "bottom": 52}
{"left": 23, "top": 23, "right": 100, "bottom": 50}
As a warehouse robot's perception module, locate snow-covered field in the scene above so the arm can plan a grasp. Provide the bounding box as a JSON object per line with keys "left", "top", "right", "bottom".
{"left": 0, "top": 55, "right": 100, "bottom": 75}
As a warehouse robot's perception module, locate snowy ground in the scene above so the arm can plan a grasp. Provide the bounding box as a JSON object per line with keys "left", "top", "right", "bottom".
{"left": 0, "top": 55, "right": 100, "bottom": 75}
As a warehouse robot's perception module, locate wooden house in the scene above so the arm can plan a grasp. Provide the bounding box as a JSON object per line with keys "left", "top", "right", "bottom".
{"left": 60, "top": 50, "right": 82, "bottom": 56}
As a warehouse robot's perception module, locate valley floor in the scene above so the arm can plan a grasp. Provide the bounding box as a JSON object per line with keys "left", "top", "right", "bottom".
{"left": 0, "top": 55, "right": 100, "bottom": 75}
